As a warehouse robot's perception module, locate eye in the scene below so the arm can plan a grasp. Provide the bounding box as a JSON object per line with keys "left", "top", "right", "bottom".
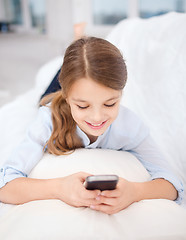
{"left": 104, "top": 102, "right": 116, "bottom": 108}
{"left": 77, "top": 105, "right": 89, "bottom": 109}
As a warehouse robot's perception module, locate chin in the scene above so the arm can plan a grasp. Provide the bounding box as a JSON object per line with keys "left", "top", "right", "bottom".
{"left": 88, "top": 127, "right": 107, "bottom": 137}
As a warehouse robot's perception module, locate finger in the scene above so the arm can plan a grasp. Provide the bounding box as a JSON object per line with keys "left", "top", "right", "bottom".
{"left": 97, "top": 196, "right": 118, "bottom": 206}
{"left": 79, "top": 188, "right": 101, "bottom": 200}
{"left": 85, "top": 189, "right": 101, "bottom": 199}
{"left": 70, "top": 189, "right": 101, "bottom": 207}
{"left": 101, "top": 189, "right": 120, "bottom": 198}
{"left": 77, "top": 171, "right": 93, "bottom": 181}
{"left": 81, "top": 198, "right": 103, "bottom": 207}
{"left": 77, "top": 191, "right": 103, "bottom": 207}
{"left": 90, "top": 204, "right": 116, "bottom": 215}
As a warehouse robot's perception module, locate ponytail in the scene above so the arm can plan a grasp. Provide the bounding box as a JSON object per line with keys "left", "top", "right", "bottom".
{"left": 40, "top": 91, "right": 83, "bottom": 155}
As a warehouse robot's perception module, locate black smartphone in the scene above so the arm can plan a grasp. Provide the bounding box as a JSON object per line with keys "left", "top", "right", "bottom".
{"left": 84, "top": 175, "right": 119, "bottom": 191}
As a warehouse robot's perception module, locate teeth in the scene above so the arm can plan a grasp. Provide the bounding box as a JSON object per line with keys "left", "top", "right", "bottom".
{"left": 91, "top": 123, "right": 102, "bottom": 126}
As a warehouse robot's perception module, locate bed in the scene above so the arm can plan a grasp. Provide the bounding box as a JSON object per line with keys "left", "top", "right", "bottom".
{"left": 0, "top": 12, "right": 186, "bottom": 239}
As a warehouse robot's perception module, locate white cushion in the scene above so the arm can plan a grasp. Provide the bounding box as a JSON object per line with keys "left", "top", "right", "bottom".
{"left": 0, "top": 149, "right": 186, "bottom": 240}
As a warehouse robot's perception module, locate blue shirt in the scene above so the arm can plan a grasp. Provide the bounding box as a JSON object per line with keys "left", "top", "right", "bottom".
{"left": 0, "top": 105, "right": 184, "bottom": 203}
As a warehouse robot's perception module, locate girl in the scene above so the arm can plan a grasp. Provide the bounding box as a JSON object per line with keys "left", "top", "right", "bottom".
{"left": 0, "top": 37, "right": 183, "bottom": 215}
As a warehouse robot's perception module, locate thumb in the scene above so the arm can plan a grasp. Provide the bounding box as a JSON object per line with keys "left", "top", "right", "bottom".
{"left": 77, "top": 171, "right": 93, "bottom": 181}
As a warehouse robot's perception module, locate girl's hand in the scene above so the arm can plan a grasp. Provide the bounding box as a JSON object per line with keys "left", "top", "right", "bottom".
{"left": 89, "top": 177, "right": 137, "bottom": 215}
{"left": 56, "top": 172, "right": 101, "bottom": 208}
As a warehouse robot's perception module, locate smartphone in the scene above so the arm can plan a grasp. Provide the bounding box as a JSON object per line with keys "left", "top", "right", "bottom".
{"left": 84, "top": 175, "right": 119, "bottom": 191}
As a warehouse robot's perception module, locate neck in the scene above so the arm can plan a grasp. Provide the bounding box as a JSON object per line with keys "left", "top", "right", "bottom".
{"left": 87, "top": 135, "right": 98, "bottom": 144}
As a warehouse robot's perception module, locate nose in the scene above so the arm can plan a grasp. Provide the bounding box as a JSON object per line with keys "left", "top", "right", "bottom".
{"left": 91, "top": 107, "right": 104, "bottom": 123}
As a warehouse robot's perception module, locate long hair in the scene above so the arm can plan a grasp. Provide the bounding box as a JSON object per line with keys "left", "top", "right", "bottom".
{"left": 40, "top": 37, "right": 127, "bottom": 155}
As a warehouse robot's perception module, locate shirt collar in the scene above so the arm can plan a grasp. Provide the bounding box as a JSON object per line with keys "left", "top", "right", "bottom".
{"left": 76, "top": 125, "right": 110, "bottom": 148}
{"left": 76, "top": 126, "right": 90, "bottom": 146}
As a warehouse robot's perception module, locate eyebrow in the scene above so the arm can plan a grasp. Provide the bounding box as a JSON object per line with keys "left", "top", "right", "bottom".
{"left": 72, "top": 96, "right": 120, "bottom": 103}
{"left": 72, "top": 99, "right": 87, "bottom": 103}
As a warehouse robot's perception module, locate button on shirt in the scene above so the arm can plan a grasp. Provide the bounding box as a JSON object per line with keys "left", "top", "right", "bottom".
{"left": 0, "top": 105, "right": 184, "bottom": 204}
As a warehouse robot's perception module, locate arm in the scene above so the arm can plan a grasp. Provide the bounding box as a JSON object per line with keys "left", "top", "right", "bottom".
{"left": 91, "top": 135, "right": 183, "bottom": 214}
{"left": 129, "top": 135, "right": 184, "bottom": 204}
{"left": 0, "top": 172, "right": 101, "bottom": 206}
{"left": 114, "top": 106, "right": 183, "bottom": 204}
{"left": 89, "top": 177, "right": 178, "bottom": 215}
{"left": 0, "top": 177, "right": 58, "bottom": 204}
{"left": 0, "top": 107, "right": 101, "bottom": 206}
{"left": 91, "top": 107, "right": 183, "bottom": 214}
{"left": 135, "top": 178, "right": 178, "bottom": 202}
{"left": 0, "top": 107, "right": 52, "bottom": 196}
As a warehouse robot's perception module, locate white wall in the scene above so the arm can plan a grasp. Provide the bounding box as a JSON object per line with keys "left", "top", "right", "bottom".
{"left": 46, "top": 0, "right": 74, "bottom": 46}
{"left": 21, "top": 0, "right": 32, "bottom": 31}
{"left": 46, "top": 0, "right": 114, "bottom": 43}
{"left": 72, "top": 0, "right": 113, "bottom": 38}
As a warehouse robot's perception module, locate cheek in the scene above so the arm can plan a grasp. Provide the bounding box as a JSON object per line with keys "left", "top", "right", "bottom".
{"left": 108, "top": 107, "right": 120, "bottom": 120}
{"left": 70, "top": 107, "right": 86, "bottom": 122}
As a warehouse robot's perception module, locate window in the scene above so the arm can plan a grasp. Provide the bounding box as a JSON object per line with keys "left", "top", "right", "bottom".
{"left": 139, "top": 0, "right": 186, "bottom": 18}
{"left": 29, "top": 0, "right": 46, "bottom": 32}
{"left": 4, "top": 0, "right": 23, "bottom": 24}
{"left": 92, "top": 0, "right": 128, "bottom": 25}
{"left": 1, "top": 0, "right": 46, "bottom": 32}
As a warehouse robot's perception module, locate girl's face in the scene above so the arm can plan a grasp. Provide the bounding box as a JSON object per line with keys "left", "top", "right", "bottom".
{"left": 66, "top": 78, "right": 122, "bottom": 143}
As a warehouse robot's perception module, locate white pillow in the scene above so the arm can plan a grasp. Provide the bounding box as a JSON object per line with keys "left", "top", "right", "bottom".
{"left": 0, "top": 149, "right": 186, "bottom": 240}
{"left": 30, "top": 148, "right": 150, "bottom": 180}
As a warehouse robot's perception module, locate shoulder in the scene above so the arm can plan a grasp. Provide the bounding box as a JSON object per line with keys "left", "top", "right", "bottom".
{"left": 114, "top": 105, "right": 145, "bottom": 129}
{"left": 110, "top": 105, "right": 149, "bottom": 149}
{"left": 38, "top": 105, "right": 52, "bottom": 123}
{"left": 26, "top": 106, "right": 53, "bottom": 144}
{"left": 29, "top": 105, "right": 52, "bottom": 130}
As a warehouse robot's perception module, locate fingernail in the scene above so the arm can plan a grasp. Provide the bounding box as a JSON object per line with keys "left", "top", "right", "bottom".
{"left": 90, "top": 205, "right": 95, "bottom": 209}
{"left": 101, "top": 192, "right": 105, "bottom": 196}
{"left": 96, "top": 196, "right": 100, "bottom": 201}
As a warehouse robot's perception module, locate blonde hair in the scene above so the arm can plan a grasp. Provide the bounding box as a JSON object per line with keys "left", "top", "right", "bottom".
{"left": 40, "top": 37, "right": 127, "bottom": 155}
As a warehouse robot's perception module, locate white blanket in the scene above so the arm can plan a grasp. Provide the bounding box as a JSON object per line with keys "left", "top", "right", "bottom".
{"left": 0, "top": 12, "right": 186, "bottom": 239}
{"left": 107, "top": 12, "right": 186, "bottom": 205}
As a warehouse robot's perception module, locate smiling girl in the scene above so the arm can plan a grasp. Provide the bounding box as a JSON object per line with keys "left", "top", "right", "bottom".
{"left": 0, "top": 37, "right": 183, "bottom": 214}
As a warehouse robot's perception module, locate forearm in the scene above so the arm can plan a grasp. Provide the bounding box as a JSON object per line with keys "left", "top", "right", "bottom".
{"left": 134, "top": 178, "right": 178, "bottom": 202}
{"left": 0, "top": 177, "right": 59, "bottom": 205}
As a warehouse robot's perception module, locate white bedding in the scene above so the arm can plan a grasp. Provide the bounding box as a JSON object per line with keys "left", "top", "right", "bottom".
{"left": 0, "top": 12, "right": 186, "bottom": 239}
{"left": 107, "top": 12, "right": 186, "bottom": 207}
{"left": 0, "top": 149, "right": 186, "bottom": 240}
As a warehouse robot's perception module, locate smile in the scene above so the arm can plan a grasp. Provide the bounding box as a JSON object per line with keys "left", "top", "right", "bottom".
{"left": 85, "top": 120, "right": 107, "bottom": 129}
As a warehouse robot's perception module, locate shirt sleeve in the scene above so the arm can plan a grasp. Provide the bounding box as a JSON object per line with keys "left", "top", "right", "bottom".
{"left": 0, "top": 106, "right": 52, "bottom": 189}
{"left": 127, "top": 135, "right": 184, "bottom": 204}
